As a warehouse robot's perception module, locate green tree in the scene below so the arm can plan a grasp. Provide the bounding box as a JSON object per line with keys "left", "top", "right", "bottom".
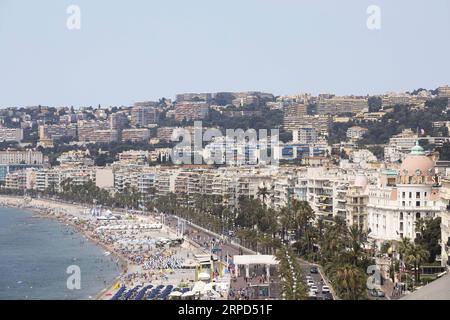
{"left": 332, "top": 264, "right": 367, "bottom": 300}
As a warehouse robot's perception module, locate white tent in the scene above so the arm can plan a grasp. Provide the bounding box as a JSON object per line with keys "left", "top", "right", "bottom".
{"left": 192, "top": 281, "right": 206, "bottom": 293}
{"left": 169, "top": 291, "right": 183, "bottom": 297}
{"left": 181, "top": 291, "right": 194, "bottom": 298}
{"left": 198, "top": 272, "right": 210, "bottom": 281}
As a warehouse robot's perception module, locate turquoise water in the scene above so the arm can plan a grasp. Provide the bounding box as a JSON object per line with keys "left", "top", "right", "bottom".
{"left": 0, "top": 207, "right": 121, "bottom": 300}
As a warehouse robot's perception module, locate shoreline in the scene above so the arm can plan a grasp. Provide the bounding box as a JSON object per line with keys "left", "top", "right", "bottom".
{"left": 0, "top": 195, "right": 128, "bottom": 300}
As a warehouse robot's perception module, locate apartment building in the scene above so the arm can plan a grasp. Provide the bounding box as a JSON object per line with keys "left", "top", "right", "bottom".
{"left": 346, "top": 175, "right": 369, "bottom": 230}
{"left": 0, "top": 128, "right": 23, "bottom": 142}
{"left": 77, "top": 120, "right": 110, "bottom": 142}
{"left": 381, "top": 92, "right": 430, "bottom": 108}
{"left": 121, "top": 128, "right": 150, "bottom": 143}
{"left": 155, "top": 169, "right": 179, "bottom": 197}
{"left": 437, "top": 85, "right": 450, "bottom": 98}
{"left": 5, "top": 169, "right": 30, "bottom": 190}
{"left": 317, "top": 96, "right": 368, "bottom": 115}
{"left": 298, "top": 167, "right": 352, "bottom": 220}
{"left": 118, "top": 150, "right": 149, "bottom": 165}
{"left": 110, "top": 112, "right": 129, "bottom": 130}
{"left": 292, "top": 127, "right": 317, "bottom": 144}
{"left": 0, "top": 150, "right": 44, "bottom": 165}
{"left": 176, "top": 93, "right": 213, "bottom": 103}
{"left": 346, "top": 126, "right": 368, "bottom": 141}
{"left": 57, "top": 150, "right": 94, "bottom": 167}
{"left": 114, "top": 165, "right": 157, "bottom": 199}
{"left": 384, "top": 129, "right": 418, "bottom": 163}
{"left": 174, "top": 102, "right": 209, "bottom": 122}
{"left": 283, "top": 115, "right": 332, "bottom": 136}
{"left": 35, "top": 169, "right": 62, "bottom": 192}
{"left": 174, "top": 169, "right": 206, "bottom": 205}
{"left": 95, "top": 168, "right": 114, "bottom": 190}
{"left": 39, "top": 124, "right": 77, "bottom": 141}
{"left": 130, "top": 106, "right": 159, "bottom": 127}
{"left": 60, "top": 166, "right": 97, "bottom": 186}
{"left": 157, "top": 127, "right": 177, "bottom": 142}
{"left": 90, "top": 129, "right": 119, "bottom": 144}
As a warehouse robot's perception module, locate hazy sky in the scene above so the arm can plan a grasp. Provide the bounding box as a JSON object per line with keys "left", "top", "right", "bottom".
{"left": 0, "top": 0, "right": 449, "bottom": 107}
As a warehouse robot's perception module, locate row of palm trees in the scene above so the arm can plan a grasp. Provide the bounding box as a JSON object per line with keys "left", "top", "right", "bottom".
{"left": 150, "top": 190, "right": 371, "bottom": 300}
{"left": 317, "top": 219, "right": 371, "bottom": 300}
{"left": 387, "top": 237, "right": 430, "bottom": 285}
{"left": 276, "top": 247, "right": 308, "bottom": 300}
{"left": 58, "top": 178, "right": 143, "bottom": 210}
{"left": 0, "top": 180, "right": 386, "bottom": 300}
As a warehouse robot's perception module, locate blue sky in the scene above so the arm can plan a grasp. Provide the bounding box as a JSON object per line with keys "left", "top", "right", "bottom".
{"left": 0, "top": 0, "right": 449, "bottom": 107}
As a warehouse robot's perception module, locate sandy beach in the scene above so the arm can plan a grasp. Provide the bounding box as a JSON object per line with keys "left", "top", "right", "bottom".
{"left": 0, "top": 195, "right": 208, "bottom": 300}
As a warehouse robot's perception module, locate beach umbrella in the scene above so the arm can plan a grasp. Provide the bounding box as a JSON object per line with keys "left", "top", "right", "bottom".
{"left": 198, "top": 272, "right": 210, "bottom": 281}
{"left": 169, "top": 291, "right": 182, "bottom": 298}
{"left": 181, "top": 291, "right": 194, "bottom": 298}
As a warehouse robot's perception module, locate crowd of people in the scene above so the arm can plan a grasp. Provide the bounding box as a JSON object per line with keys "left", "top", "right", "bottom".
{"left": 143, "top": 251, "right": 185, "bottom": 270}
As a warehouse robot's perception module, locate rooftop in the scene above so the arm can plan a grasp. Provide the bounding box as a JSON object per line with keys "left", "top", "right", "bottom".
{"left": 401, "top": 273, "right": 450, "bottom": 300}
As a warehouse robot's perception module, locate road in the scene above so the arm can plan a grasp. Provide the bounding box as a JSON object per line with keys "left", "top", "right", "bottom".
{"left": 159, "top": 213, "right": 333, "bottom": 299}
{"left": 298, "top": 260, "right": 332, "bottom": 300}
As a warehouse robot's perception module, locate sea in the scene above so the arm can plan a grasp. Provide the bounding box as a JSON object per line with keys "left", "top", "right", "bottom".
{"left": 0, "top": 206, "right": 121, "bottom": 300}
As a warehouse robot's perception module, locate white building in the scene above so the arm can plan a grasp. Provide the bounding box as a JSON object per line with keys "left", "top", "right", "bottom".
{"left": 346, "top": 126, "right": 368, "bottom": 141}
{"left": 368, "top": 144, "right": 441, "bottom": 246}
{"left": 293, "top": 127, "right": 317, "bottom": 144}
{"left": 0, "top": 150, "right": 44, "bottom": 165}
{"left": 384, "top": 129, "right": 418, "bottom": 163}
{"left": 440, "top": 178, "right": 450, "bottom": 268}
{"left": 0, "top": 128, "right": 23, "bottom": 142}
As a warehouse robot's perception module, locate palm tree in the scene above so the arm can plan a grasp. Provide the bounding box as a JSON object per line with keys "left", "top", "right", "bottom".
{"left": 333, "top": 264, "right": 367, "bottom": 300}
{"left": 404, "top": 243, "right": 429, "bottom": 284}
{"left": 291, "top": 200, "right": 315, "bottom": 253}
{"left": 398, "top": 237, "right": 412, "bottom": 263}
{"left": 278, "top": 207, "right": 292, "bottom": 243}
{"left": 347, "top": 225, "right": 368, "bottom": 266}
{"left": 257, "top": 186, "right": 269, "bottom": 207}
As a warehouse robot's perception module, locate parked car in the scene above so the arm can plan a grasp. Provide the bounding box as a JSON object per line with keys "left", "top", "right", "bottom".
{"left": 310, "top": 267, "right": 319, "bottom": 274}
{"left": 310, "top": 286, "right": 318, "bottom": 294}
{"left": 369, "top": 289, "right": 385, "bottom": 298}
{"left": 307, "top": 279, "right": 315, "bottom": 287}
{"left": 322, "top": 286, "right": 330, "bottom": 294}
{"left": 376, "top": 290, "right": 385, "bottom": 298}
{"left": 323, "top": 293, "right": 333, "bottom": 300}
{"left": 308, "top": 292, "right": 318, "bottom": 300}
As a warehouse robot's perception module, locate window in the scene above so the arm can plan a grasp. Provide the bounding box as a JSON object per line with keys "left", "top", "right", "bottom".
{"left": 409, "top": 192, "right": 412, "bottom": 198}
{"left": 416, "top": 192, "right": 420, "bottom": 199}
{"left": 402, "top": 192, "right": 406, "bottom": 198}
{"left": 416, "top": 201, "right": 420, "bottom": 207}
{"left": 400, "top": 212, "right": 404, "bottom": 220}
{"left": 416, "top": 212, "right": 421, "bottom": 219}
{"left": 402, "top": 201, "right": 405, "bottom": 207}
{"left": 400, "top": 222, "right": 404, "bottom": 231}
